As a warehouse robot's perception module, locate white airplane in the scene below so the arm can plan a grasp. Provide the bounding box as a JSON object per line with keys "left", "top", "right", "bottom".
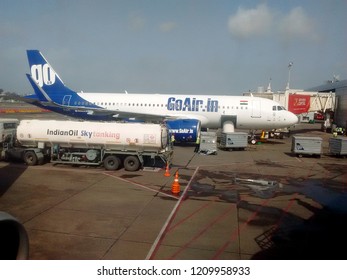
{"left": 22, "top": 50, "right": 298, "bottom": 142}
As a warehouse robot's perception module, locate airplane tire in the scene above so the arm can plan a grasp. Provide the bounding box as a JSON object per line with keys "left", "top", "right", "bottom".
{"left": 124, "top": 156, "right": 140, "bottom": 171}
{"left": 24, "top": 151, "right": 37, "bottom": 166}
{"left": 103, "top": 155, "right": 121, "bottom": 171}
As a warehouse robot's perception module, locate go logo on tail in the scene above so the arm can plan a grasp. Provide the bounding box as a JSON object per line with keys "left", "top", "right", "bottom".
{"left": 30, "top": 64, "right": 56, "bottom": 87}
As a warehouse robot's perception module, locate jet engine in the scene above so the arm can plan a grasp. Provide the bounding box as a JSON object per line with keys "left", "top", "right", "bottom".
{"left": 165, "top": 119, "right": 201, "bottom": 143}
{"left": 0, "top": 212, "right": 29, "bottom": 260}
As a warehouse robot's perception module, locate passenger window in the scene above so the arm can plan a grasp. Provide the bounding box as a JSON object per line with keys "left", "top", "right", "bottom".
{"left": 273, "top": 106, "right": 276, "bottom": 111}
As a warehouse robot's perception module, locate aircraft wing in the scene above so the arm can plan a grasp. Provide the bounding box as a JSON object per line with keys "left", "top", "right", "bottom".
{"left": 60, "top": 104, "right": 205, "bottom": 122}
{"left": 60, "top": 105, "right": 173, "bottom": 122}
{"left": 2, "top": 92, "right": 46, "bottom": 106}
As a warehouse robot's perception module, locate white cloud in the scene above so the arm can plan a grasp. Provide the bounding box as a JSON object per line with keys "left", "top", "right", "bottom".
{"left": 228, "top": 4, "right": 273, "bottom": 39}
{"left": 128, "top": 12, "right": 146, "bottom": 31}
{"left": 159, "top": 21, "right": 177, "bottom": 33}
{"left": 228, "top": 4, "right": 318, "bottom": 42}
{"left": 278, "top": 7, "right": 318, "bottom": 41}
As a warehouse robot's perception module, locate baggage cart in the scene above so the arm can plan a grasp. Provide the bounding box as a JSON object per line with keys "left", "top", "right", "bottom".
{"left": 199, "top": 131, "right": 217, "bottom": 155}
{"left": 219, "top": 132, "right": 248, "bottom": 151}
{"left": 291, "top": 135, "right": 322, "bottom": 158}
{"left": 329, "top": 136, "right": 347, "bottom": 157}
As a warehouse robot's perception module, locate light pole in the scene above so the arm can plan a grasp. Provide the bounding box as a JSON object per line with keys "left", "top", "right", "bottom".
{"left": 286, "top": 62, "right": 293, "bottom": 90}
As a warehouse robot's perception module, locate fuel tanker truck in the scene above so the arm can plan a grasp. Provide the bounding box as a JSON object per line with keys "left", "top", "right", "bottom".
{"left": 1, "top": 119, "right": 173, "bottom": 171}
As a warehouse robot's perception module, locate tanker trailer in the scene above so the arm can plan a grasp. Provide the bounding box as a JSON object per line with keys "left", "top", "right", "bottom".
{"left": 10, "top": 119, "right": 172, "bottom": 171}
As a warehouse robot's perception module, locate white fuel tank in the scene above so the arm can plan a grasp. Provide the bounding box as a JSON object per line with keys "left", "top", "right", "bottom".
{"left": 16, "top": 120, "right": 168, "bottom": 151}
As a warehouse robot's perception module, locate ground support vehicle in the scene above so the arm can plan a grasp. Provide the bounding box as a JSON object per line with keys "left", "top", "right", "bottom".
{"left": 0, "top": 118, "right": 19, "bottom": 142}
{"left": 291, "top": 135, "right": 322, "bottom": 158}
{"left": 219, "top": 132, "right": 248, "bottom": 151}
{"left": 329, "top": 136, "right": 347, "bottom": 157}
{"left": 1, "top": 119, "right": 173, "bottom": 171}
{"left": 199, "top": 131, "right": 217, "bottom": 155}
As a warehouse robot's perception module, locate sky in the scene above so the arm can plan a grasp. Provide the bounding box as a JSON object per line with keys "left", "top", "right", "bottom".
{"left": 1, "top": 0, "right": 346, "bottom": 96}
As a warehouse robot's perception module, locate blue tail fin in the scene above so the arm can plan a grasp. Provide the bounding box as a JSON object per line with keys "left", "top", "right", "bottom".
{"left": 26, "top": 50, "right": 76, "bottom": 97}
{"left": 26, "top": 73, "right": 53, "bottom": 102}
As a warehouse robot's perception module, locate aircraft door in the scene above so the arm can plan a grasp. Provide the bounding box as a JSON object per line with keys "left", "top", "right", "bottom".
{"left": 62, "top": 95, "right": 72, "bottom": 106}
{"left": 251, "top": 100, "right": 261, "bottom": 118}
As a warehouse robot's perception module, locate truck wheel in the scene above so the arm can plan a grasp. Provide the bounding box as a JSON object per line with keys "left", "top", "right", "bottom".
{"left": 24, "top": 151, "right": 37, "bottom": 166}
{"left": 103, "top": 155, "right": 121, "bottom": 171}
{"left": 124, "top": 156, "right": 140, "bottom": 171}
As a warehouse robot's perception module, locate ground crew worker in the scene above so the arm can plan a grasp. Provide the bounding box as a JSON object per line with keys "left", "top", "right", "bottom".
{"left": 194, "top": 135, "right": 200, "bottom": 153}
{"left": 171, "top": 134, "right": 175, "bottom": 146}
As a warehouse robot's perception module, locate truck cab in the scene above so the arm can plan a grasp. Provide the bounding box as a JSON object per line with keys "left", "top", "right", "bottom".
{"left": 0, "top": 118, "right": 19, "bottom": 143}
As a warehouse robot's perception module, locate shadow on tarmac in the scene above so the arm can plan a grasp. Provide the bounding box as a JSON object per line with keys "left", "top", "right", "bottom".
{"left": 187, "top": 169, "right": 347, "bottom": 260}
{"left": 0, "top": 163, "right": 27, "bottom": 196}
{"left": 251, "top": 201, "right": 347, "bottom": 260}
{"left": 249, "top": 180, "right": 347, "bottom": 260}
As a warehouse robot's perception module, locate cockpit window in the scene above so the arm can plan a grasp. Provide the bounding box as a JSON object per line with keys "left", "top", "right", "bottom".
{"left": 273, "top": 105, "right": 286, "bottom": 111}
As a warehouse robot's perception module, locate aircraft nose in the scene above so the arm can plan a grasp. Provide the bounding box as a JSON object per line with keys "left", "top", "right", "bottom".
{"left": 288, "top": 112, "right": 299, "bottom": 125}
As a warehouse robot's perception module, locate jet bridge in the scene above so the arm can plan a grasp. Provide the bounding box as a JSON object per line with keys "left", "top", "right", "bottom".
{"left": 247, "top": 90, "right": 336, "bottom": 114}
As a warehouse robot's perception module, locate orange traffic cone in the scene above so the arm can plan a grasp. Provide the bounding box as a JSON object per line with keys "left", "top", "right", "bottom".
{"left": 171, "top": 171, "right": 180, "bottom": 195}
{"left": 164, "top": 163, "right": 170, "bottom": 177}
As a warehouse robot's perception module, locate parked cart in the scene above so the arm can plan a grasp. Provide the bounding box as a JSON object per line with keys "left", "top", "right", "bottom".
{"left": 199, "top": 131, "right": 217, "bottom": 155}
{"left": 291, "top": 135, "right": 322, "bottom": 158}
{"left": 219, "top": 132, "right": 248, "bottom": 151}
{"left": 329, "top": 136, "right": 347, "bottom": 157}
